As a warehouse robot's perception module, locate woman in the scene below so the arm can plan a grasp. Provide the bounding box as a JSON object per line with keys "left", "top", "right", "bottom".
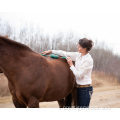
{"left": 41, "top": 38, "right": 94, "bottom": 108}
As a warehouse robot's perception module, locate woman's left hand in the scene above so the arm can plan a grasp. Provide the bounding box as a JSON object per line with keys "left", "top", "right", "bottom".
{"left": 66, "top": 57, "right": 74, "bottom": 67}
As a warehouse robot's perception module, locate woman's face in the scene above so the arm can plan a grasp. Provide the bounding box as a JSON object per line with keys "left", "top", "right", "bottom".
{"left": 77, "top": 44, "right": 87, "bottom": 53}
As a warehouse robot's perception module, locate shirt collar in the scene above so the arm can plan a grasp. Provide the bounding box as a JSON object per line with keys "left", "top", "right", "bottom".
{"left": 79, "top": 52, "right": 89, "bottom": 58}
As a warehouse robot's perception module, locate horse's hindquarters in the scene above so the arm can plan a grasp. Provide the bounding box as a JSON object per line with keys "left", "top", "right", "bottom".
{"left": 39, "top": 62, "right": 75, "bottom": 102}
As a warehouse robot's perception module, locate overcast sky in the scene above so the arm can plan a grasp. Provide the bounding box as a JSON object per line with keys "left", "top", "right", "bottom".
{"left": 0, "top": 0, "right": 120, "bottom": 56}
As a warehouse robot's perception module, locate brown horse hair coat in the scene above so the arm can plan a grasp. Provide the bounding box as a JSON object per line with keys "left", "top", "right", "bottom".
{"left": 0, "top": 36, "right": 76, "bottom": 108}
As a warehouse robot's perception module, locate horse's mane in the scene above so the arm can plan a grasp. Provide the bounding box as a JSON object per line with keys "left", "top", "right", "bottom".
{"left": 0, "top": 35, "right": 32, "bottom": 51}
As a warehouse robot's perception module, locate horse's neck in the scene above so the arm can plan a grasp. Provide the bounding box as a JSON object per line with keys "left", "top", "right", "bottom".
{"left": 0, "top": 48, "right": 28, "bottom": 72}
{"left": 0, "top": 49, "right": 47, "bottom": 74}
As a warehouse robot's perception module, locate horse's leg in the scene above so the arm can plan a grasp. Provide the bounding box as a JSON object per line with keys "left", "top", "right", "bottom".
{"left": 12, "top": 96, "right": 27, "bottom": 108}
{"left": 8, "top": 82, "right": 27, "bottom": 108}
{"left": 57, "top": 99, "right": 65, "bottom": 108}
{"left": 28, "top": 97, "right": 39, "bottom": 108}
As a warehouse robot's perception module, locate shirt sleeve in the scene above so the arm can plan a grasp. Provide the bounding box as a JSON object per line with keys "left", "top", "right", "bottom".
{"left": 70, "top": 59, "right": 93, "bottom": 78}
{"left": 51, "top": 50, "right": 79, "bottom": 61}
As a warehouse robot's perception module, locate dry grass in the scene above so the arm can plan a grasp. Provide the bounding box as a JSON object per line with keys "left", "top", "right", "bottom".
{"left": 0, "top": 73, "right": 10, "bottom": 97}
{"left": 92, "top": 71, "right": 119, "bottom": 87}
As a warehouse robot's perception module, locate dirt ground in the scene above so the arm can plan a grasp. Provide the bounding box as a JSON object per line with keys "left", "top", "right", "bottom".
{"left": 0, "top": 85, "right": 120, "bottom": 108}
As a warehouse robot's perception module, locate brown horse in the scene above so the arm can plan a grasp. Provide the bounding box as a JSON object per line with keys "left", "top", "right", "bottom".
{"left": 0, "top": 68, "right": 2, "bottom": 73}
{"left": 0, "top": 36, "right": 77, "bottom": 108}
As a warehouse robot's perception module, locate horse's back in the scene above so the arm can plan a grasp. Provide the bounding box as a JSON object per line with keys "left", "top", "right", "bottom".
{"left": 11, "top": 52, "right": 76, "bottom": 102}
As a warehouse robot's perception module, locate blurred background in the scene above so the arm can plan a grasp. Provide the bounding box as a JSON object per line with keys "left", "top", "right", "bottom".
{"left": 0, "top": 0, "right": 120, "bottom": 108}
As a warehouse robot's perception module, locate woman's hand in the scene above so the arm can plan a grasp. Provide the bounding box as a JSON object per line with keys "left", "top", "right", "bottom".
{"left": 41, "top": 50, "right": 52, "bottom": 55}
{"left": 66, "top": 57, "right": 74, "bottom": 67}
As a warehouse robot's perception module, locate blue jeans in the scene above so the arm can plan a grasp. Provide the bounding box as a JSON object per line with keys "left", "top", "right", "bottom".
{"left": 76, "top": 86, "right": 93, "bottom": 108}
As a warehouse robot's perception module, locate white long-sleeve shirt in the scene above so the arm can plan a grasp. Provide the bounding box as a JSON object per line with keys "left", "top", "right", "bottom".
{"left": 51, "top": 50, "right": 93, "bottom": 85}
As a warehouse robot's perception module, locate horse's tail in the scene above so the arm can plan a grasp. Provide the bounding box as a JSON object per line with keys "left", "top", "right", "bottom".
{"left": 64, "top": 93, "right": 72, "bottom": 107}
{"left": 64, "top": 86, "right": 77, "bottom": 108}
{"left": 64, "top": 70, "right": 77, "bottom": 108}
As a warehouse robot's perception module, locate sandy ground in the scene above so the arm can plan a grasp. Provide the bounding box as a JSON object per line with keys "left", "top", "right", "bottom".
{"left": 0, "top": 85, "right": 120, "bottom": 108}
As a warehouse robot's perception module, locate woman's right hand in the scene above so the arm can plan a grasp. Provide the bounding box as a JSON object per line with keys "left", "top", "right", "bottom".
{"left": 41, "top": 50, "right": 52, "bottom": 55}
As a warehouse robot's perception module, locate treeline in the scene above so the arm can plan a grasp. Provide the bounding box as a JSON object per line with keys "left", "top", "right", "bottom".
{"left": 0, "top": 18, "right": 120, "bottom": 82}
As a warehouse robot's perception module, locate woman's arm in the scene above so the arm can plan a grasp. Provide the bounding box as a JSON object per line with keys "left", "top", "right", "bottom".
{"left": 70, "top": 59, "right": 93, "bottom": 78}
{"left": 51, "top": 50, "right": 80, "bottom": 61}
